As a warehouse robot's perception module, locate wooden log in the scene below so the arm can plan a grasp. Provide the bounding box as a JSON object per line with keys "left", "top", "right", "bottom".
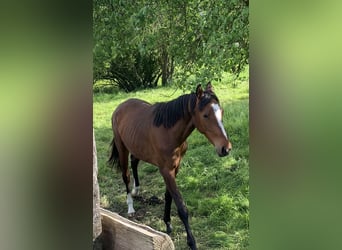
{"left": 93, "top": 130, "right": 102, "bottom": 241}
{"left": 100, "top": 208, "right": 175, "bottom": 250}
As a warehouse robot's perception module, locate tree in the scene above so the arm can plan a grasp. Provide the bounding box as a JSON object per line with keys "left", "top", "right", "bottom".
{"left": 93, "top": 0, "right": 249, "bottom": 91}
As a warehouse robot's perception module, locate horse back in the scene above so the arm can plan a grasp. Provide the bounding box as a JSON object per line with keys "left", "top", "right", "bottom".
{"left": 113, "top": 98, "right": 151, "bottom": 118}
{"left": 112, "top": 98, "right": 155, "bottom": 154}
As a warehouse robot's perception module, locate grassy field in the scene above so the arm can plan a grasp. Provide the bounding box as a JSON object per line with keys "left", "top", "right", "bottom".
{"left": 93, "top": 72, "right": 249, "bottom": 249}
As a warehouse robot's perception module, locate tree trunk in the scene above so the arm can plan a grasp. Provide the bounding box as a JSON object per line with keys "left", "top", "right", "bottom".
{"left": 161, "top": 47, "right": 169, "bottom": 86}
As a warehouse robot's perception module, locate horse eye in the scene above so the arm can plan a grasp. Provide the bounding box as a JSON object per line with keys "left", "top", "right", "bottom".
{"left": 203, "top": 114, "right": 209, "bottom": 119}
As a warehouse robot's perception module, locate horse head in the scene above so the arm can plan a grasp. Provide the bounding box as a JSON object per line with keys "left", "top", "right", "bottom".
{"left": 192, "top": 82, "right": 232, "bottom": 157}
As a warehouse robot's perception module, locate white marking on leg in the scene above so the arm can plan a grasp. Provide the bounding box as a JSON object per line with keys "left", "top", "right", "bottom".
{"left": 132, "top": 185, "right": 140, "bottom": 196}
{"left": 127, "top": 193, "right": 135, "bottom": 214}
{"left": 132, "top": 180, "right": 140, "bottom": 196}
{"left": 211, "top": 103, "right": 228, "bottom": 139}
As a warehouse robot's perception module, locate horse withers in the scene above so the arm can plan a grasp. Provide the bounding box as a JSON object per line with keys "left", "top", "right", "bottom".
{"left": 108, "top": 83, "right": 232, "bottom": 250}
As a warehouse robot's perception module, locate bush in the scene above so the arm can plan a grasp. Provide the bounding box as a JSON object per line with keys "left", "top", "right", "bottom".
{"left": 93, "top": 80, "right": 119, "bottom": 94}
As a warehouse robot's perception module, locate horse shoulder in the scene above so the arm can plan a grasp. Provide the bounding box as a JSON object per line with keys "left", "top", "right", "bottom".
{"left": 152, "top": 140, "right": 187, "bottom": 172}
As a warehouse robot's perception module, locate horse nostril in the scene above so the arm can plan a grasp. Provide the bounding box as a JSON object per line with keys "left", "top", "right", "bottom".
{"left": 221, "top": 146, "right": 229, "bottom": 156}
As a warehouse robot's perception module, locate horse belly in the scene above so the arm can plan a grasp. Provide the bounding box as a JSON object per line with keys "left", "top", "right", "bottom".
{"left": 123, "top": 127, "right": 166, "bottom": 166}
{"left": 116, "top": 107, "right": 154, "bottom": 162}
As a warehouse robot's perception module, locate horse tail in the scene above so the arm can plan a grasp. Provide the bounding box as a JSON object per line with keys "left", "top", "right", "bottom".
{"left": 107, "top": 138, "right": 121, "bottom": 172}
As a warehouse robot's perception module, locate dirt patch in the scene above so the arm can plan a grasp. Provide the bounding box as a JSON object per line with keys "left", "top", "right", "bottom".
{"left": 135, "top": 195, "right": 164, "bottom": 205}
{"left": 134, "top": 195, "right": 164, "bottom": 221}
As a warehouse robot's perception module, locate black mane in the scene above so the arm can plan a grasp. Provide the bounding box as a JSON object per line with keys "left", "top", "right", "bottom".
{"left": 153, "top": 93, "right": 197, "bottom": 128}
{"left": 153, "top": 91, "right": 219, "bottom": 128}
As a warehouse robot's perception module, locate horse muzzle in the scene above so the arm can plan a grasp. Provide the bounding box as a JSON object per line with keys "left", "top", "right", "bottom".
{"left": 217, "top": 142, "right": 232, "bottom": 157}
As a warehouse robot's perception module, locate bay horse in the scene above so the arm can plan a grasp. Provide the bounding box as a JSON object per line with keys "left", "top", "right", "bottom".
{"left": 108, "top": 83, "right": 232, "bottom": 250}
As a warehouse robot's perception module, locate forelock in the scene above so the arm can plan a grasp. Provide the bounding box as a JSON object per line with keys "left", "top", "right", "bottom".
{"left": 198, "top": 91, "right": 219, "bottom": 111}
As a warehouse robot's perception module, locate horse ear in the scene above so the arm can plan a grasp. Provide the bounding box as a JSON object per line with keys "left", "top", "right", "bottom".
{"left": 196, "top": 84, "right": 203, "bottom": 98}
{"left": 205, "top": 81, "right": 214, "bottom": 92}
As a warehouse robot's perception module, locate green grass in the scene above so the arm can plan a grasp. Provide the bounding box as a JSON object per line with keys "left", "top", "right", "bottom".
{"left": 93, "top": 71, "right": 249, "bottom": 249}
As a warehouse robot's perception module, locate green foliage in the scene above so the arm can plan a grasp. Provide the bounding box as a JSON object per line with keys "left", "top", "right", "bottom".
{"left": 93, "top": 70, "right": 249, "bottom": 249}
{"left": 93, "top": 0, "right": 249, "bottom": 91}
{"left": 93, "top": 80, "right": 119, "bottom": 94}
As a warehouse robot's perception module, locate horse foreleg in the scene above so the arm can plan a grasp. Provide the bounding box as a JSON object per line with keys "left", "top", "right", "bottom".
{"left": 163, "top": 189, "right": 173, "bottom": 234}
{"left": 131, "top": 155, "right": 140, "bottom": 196}
{"left": 161, "top": 169, "right": 197, "bottom": 250}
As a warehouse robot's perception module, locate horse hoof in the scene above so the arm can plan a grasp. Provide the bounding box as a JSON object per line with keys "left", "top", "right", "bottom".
{"left": 132, "top": 188, "right": 140, "bottom": 197}
{"left": 187, "top": 237, "right": 197, "bottom": 250}
{"left": 127, "top": 212, "right": 135, "bottom": 217}
{"left": 188, "top": 243, "right": 197, "bottom": 250}
{"left": 127, "top": 207, "right": 135, "bottom": 217}
{"left": 166, "top": 222, "right": 173, "bottom": 234}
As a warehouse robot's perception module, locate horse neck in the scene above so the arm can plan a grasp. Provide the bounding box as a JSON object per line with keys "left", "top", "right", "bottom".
{"left": 172, "top": 113, "right": 195, "bottom": 144}
{"left": 177, "top": 96, "right": 196, "bottom": 142}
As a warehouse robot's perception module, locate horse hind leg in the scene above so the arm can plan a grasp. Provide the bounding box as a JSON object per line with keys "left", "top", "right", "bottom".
{"left": 123, "top": 168, "right": 135, "bottom": 216}
{"left": 117, "top": 141, "right": 135, "bottom": 216}
{"left": 131, "top": 154, "right": 140, "bottom": 196}
{"left": 126, "top": 193, "right": 135, "bottom": 216}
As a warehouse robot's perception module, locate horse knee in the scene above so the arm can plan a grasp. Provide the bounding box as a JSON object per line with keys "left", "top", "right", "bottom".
{"left": 122, "top": 171, "right": 129, "bottom": 183}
